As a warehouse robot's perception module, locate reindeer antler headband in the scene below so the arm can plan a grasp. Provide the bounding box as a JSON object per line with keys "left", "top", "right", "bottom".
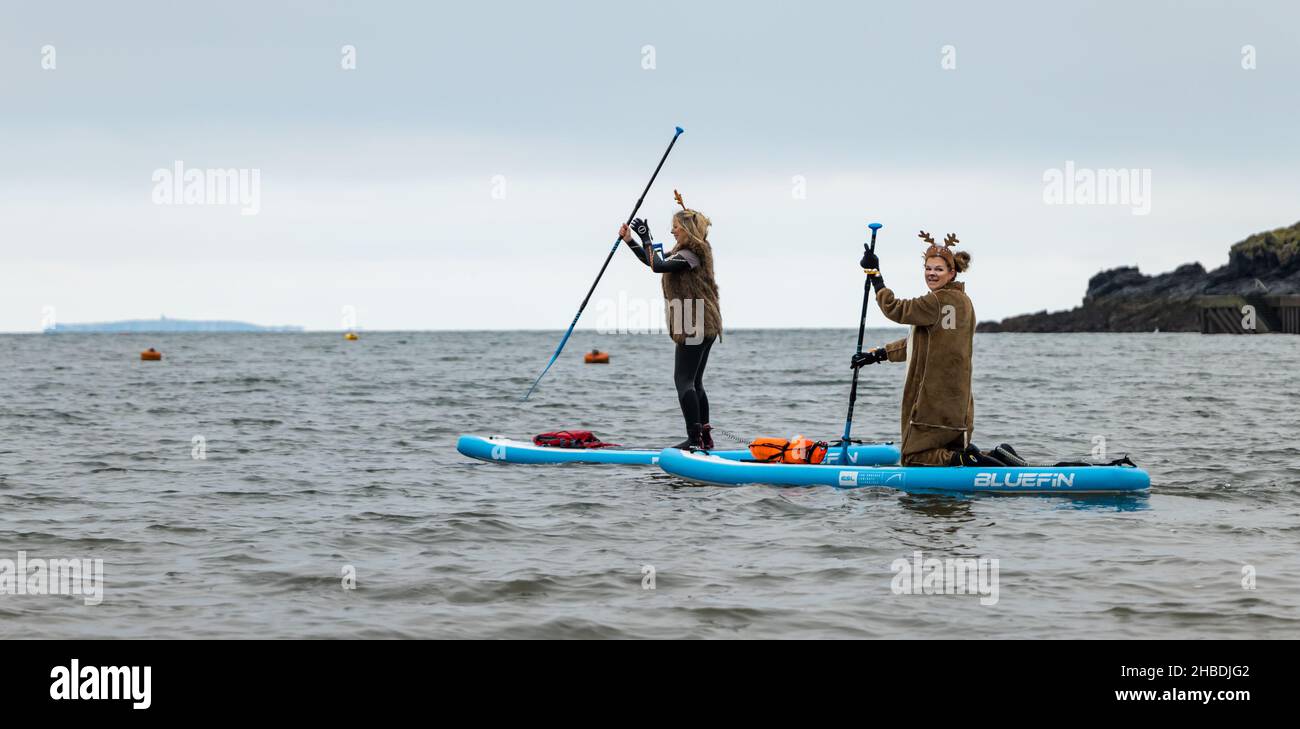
{"left": 919, "top": 230, "right": 960, "bottom": 268}
{"left": 670, "top": 190, "right": 712, "bottom": 244}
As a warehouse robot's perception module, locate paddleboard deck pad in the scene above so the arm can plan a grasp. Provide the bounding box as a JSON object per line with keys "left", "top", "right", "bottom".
{"left": 656, "top": 447, "right": 1150, "bottom": 494}
{"left": 456, "top": 435, "right": 900, "bottom": 466}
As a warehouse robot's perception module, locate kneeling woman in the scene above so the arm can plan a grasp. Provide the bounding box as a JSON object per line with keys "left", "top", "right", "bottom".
{"left": 853, "top": 231, "right": 1013, "bottom": 467}
{"left": 619, "top": 193, "right": 722, "bottom": 449}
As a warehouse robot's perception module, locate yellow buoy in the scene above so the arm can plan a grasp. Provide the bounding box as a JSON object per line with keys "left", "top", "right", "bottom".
{"left": 141, "top": 348, "right": 162, "bottom": 361}
{"left": 344, "top": 332, "right": 359, "bottom": 341}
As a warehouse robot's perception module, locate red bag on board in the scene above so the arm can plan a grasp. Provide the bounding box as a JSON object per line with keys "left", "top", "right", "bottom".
{"left": 533, "top": 430, "right": 620, "bottom": 449}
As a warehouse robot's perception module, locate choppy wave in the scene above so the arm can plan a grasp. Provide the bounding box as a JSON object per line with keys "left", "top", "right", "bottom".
{"left": 0, "top": 330, "right": 1297, "bottom": 639}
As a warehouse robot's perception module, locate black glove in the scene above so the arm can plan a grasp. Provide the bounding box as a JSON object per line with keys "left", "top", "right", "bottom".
{"left": 850, "top": 347, "right": 888, "bottom": 369}
{"left": 631, "top": 218, "right": 653, "bottom": 245}
{"left": 859, "top": 247, "right": 879, "bottom": 271}
{"left": 860, "top": 247, "right": 885, "bottom": 292}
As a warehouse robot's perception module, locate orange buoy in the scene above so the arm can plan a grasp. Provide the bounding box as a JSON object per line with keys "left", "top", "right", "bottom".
{"left": 141, "top": 348, "right": 162, "bottom": 361}
{"left": 583, "top": 349, "right": 609, "bottom": 364}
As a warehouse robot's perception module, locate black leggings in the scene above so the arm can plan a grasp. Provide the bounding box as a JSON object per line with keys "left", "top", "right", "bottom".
{"left": 673, "top": 336, "right": 715, "bottom": 431}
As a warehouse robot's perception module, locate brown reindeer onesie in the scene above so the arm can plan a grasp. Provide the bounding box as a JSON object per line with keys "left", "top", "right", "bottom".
{"left": 875, "top": 233, "right": 976, "bottom": 466}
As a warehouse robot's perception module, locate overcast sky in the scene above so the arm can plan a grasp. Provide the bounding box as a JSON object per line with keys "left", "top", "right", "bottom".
{"left": 2, "top": 0, "right": 1297, "bottom": 331}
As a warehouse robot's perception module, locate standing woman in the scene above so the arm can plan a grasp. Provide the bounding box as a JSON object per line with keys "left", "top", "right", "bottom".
{"left": 852, "top": 231, "right": 1014, "bottom": 467}
{"left": 619, "top": 191, "right": 723, "bottom": 449}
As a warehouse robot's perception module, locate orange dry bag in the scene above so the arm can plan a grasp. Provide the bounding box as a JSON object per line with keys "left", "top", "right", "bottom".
{"left": 748, "top": 437, "right": 828, "bottom": 464}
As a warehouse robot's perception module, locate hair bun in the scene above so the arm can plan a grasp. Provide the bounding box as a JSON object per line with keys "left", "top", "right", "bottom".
{"left": 953, "top": 250, "right": 971, "bottom": 272}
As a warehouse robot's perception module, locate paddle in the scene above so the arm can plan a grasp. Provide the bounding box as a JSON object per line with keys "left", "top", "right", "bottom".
{"left": 839, "top": 222, "right": 883, "bottom": 464}
{"left": 522, "top": 126, "right": 685, "bottom": 401}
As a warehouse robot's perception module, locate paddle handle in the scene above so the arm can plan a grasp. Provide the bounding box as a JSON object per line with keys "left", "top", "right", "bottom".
{"left": 840, "top": 222, "right": 882, "bottom": 461}
{"left": 522, "top": 127, "right": 684, "bottom": 400}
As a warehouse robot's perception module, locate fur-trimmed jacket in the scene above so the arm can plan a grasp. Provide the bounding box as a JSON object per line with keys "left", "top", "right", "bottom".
{"left": 876, "top": 280, "right": 975, "bottom": 463}
{"left": 660, "top": 238, "right": 722, "bottom": 344}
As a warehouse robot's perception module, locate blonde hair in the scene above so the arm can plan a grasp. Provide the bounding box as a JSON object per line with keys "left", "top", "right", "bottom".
{"left": 672, "top": 209, "right": 711, "bottom": 250}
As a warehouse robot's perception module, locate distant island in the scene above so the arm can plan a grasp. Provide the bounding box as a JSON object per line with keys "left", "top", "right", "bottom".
{"left": 978, "top": 220, "right": 1300, "bottom": 332}
{"left": 45, "top": 316, "right": 304, "bottom": 333}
